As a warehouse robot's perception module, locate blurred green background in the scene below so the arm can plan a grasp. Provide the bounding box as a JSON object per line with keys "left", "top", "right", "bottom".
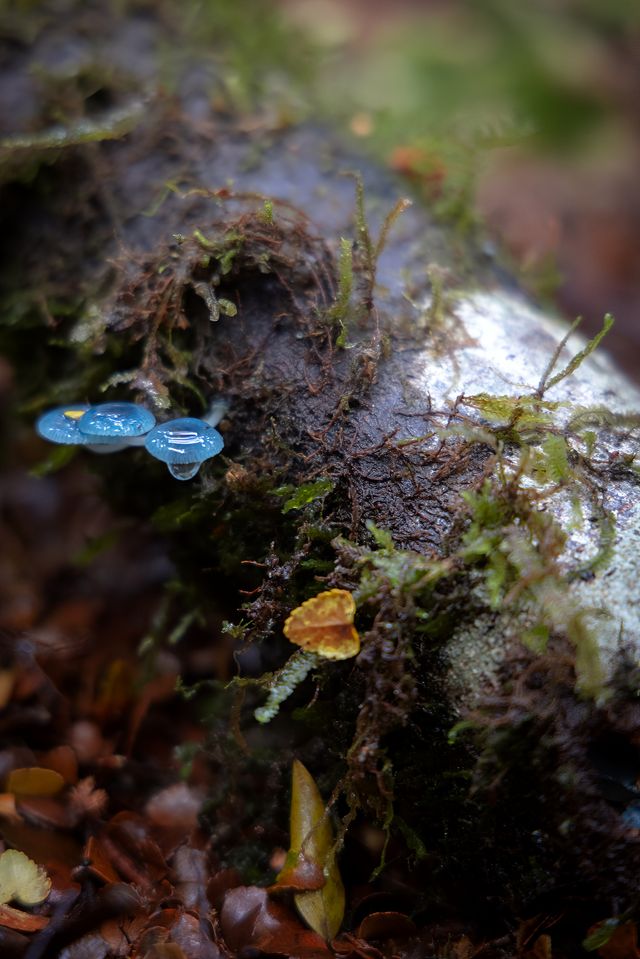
{"left": 273, "top": 0, "right": 640, "bottom": 378}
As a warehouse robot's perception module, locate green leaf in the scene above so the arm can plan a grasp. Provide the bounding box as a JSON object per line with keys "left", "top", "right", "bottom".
{"left": 288, "top": 760, "right": 345, "bottom": 941}
{"left": 582, "top": 918, "right": 619, "bottom": 951}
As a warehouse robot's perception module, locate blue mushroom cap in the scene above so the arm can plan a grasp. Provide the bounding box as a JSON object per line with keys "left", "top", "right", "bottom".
{"left": 144, "top": 417, "right": 224, "bottom": 465}
{"left": 36, "top": 405, "right": 91, "bottom": 445}
{"left": 78, "top": 402, "right": 156, "bottom": 442}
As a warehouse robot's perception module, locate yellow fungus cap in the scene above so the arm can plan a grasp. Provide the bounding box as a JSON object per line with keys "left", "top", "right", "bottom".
{"left": 283, "top": 589, "right": 359, "bottom": 660}
{"left": 63, "top": 408, "right": 88, "bottom": 421}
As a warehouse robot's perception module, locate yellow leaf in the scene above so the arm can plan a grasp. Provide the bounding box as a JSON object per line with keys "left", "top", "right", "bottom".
{"left": 0, "top": 849, "right": 51, "bottom": 906}
{"left": 6, "top": 767, "right": 65, "bottom": 797}
{"left": 288, "top": 760, "right": 344, "bottom": 940}
{"left": 283, "top": 590, "right": 359, "bottom": 660}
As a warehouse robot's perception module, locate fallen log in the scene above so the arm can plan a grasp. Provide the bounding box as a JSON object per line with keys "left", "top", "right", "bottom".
{"left": 2, "top": 2, "right": 640, "bottom": 947}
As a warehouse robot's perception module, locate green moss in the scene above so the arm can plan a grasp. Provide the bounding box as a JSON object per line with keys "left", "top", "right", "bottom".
{"left": 326, "top": 238, "right": 354, "bottom": 347}
{"left": 275, "top": 478, "right": 335, "bottom": 513}
{"left": 337, "top": 310, "right": 623, "bottom": 708}
{"left": 0, "top": 96, "right": 148, "bottom": 183}
{"left": 254, "top": 649, "right": 319, "bottom": 724}
{"left": 535, "top": 313, "right": 614, "bottom": 397}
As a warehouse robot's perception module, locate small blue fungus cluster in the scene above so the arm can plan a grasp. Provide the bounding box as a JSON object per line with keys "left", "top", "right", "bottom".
{"left": 36, "top": 402, "right": 224, "bottom": 481}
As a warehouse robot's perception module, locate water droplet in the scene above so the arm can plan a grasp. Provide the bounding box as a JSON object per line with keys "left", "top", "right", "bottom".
{"left": 168, "top": 461, "right": 201, "bottom": 481}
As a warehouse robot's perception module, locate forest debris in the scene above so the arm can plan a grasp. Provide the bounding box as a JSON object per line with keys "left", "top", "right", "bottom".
{"left": 103, "top": 813, "right": 169, "bottom": 891}
{"left": 60, "top": 930, "right": 115, "bottom": 959}
{"left": 83, "top": 836, "right": 120, "bottom": 885}
{"left": 16, "top": 795, "right": 73, "bottom": 830}
{"left": 0, "top": 901, "right": 49, "bottom": 932}
{"left": 0, "top": 668, "right": 15, "bottom": 709}
{"left": 39, "top": 746, "right": 78, "bottom": 785}
{"left": 0, "top": 819, "right": 82, "bottom": 875}
{"left": 145, "top": 783, "right": 202, "bottom": 834}
{"left": 0, "top": 794, "right": 20, "bottom": 822}
{"left": 68, "top": 720, "right": 109, "bottom": 764}
{"left": 221, "top": 885, "right": 332, "bottom": 957}
{"left": 356, "top": 911, "right": 417, "bottom": 942}
{"left": 142, "top": 945, "right": 186, "bottom": 959}
{"left": 172, "top": 847, "right": 209, "bottom": 911}
{"left": 166, "top": 912, "right": 219, "bottom": 958}
{"left": 125, "top": 671, "right": 180, "bottom": 756}
{"left": 68, "top": 777, "right": 109, "bottom": 821}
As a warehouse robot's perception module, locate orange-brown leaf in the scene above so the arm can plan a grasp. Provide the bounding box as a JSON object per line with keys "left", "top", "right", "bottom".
{"left": 83, "top": 836, "right": 120, "bottom": 885}
{"left": 0, "top": 902, "right": 49, "bottom": 932}
{"left": 284, "top": 590, "right": 359, "bottom": 660}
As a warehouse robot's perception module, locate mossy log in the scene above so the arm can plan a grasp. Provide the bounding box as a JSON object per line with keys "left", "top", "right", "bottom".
{"left": 3, "top": 1, "right": 640, "bottom": 943}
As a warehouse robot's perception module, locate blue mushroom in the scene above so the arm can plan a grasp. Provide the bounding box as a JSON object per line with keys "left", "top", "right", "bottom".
{"left": 78, "top": 402, "right": 156, "bottom": 446}
{"left": 144, "top": 417, "right": 224, "bottom": 480}
{"left": 36, "top": 404, "right": 91, "bottom": 445}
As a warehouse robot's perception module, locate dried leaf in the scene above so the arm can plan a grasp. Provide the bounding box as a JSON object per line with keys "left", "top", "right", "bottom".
{"left": 273, "top": 850, "right": 325, "bottom": 892}
{"left": 0, "top": 818, "right": 83, "bottom": 871}
{"left": 59, "top": 931, "right": 112, "bottom": 959}
{"left": 221, "top": 885, "right": 331, "bottom": 958}
{"left": 169, "top": 912, "right": 219, "bottom": 958}
{"left": 0, "top": 793, "right": 20, "bottom": 822}
{"left": 0, "top": 902, "right": 49, "bottom": 932}
{"left": 450, "top": 936, "right": 475, "bottom": 959}
{"left": 357, "top": 912, "right": 417, "bottom": 942}
{"left": 145, "top": 783, "right": 202, "bottom": 833}
{"left": 0, "top": 669, "right": 15, "bottom": 710}
{"left": 0, "top": 848, "right": 51, "bottom": 906}
{"left": 172, "top": 846, "right": 209, "bottom": 910}
{"left": 143, "top": 945, "right": 186, "bottom": 959}
{"left": 287, "top": 760, "right": 345, "bottom": 941}
{"left": 40, "top": 746, "right": 78, "bottom": 785}
{"left": 284, "top": 590, "right": 359, "bottom": 660}
{"left": 6, "top": 767, "right": 65, "bottom": 797}
{"left": 103, "top": 812, "right": 169, "bottom": 890}
{"left": 16, "top": 795, "right": 73, "bottom": 829}
{"left": 83, "top": 836, "right": 120, "bottom": 885}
